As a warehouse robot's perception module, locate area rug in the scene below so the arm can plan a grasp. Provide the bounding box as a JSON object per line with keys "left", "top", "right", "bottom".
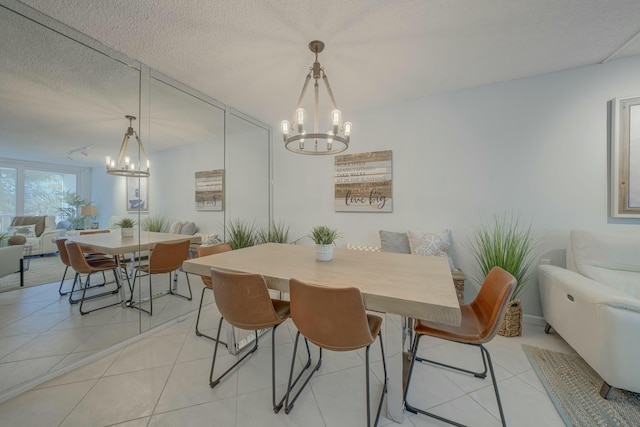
{"left": 0, "top": 254, "right": 66, "bottom": 292}
{"left": 522, "top": 344, "right": 640, "bottom": 426}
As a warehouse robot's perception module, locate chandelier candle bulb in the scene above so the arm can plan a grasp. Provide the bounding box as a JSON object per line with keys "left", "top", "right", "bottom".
{"left": 105, "top": 156, "right": 111, "bottom": 166}
{"left": 281, "top": 120, "right": 290, "bottom": 138}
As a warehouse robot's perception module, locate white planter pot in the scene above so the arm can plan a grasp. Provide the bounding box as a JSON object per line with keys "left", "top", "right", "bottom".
{"left": 315, "top": 244, "right": 333, "bottom": 262}
{"left": 121, "top": 228, "right": 134, "bottom": 238}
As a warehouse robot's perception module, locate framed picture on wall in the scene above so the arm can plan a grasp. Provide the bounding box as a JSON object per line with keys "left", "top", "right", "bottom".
{"left": 195, "top": 169, "right": 224, "bottom": 211}
{"left": 610, "top": 96, "right": 640, "bottom": 218}
{"left": 334, "top": 150, "right": 393, "bottom": 212}
{"left": 126, "top": 176, "right": 149, "bottom": 212}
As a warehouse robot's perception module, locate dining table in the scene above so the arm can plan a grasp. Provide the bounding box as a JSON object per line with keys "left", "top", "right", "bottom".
{"left": 181, "top": 242, "right": 461, "bottom": 423}
{"left": 63, "top": 231, "right": 201, "bottom": 257}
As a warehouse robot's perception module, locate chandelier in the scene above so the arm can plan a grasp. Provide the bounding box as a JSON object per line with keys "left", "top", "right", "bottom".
{"left": 105, "top": 115, "right": 150, "bottom": 177}
{"left": 281, "top": 40, "right": 351, "bottom": 155}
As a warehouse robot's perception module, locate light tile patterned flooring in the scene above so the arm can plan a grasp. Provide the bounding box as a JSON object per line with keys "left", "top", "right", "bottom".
{"left": 0, "top": 278, "right": 572, "bottom": 426}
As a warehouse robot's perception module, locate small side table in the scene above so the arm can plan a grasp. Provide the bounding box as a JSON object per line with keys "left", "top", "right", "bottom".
{"left": 22, "top": 243, "right": 34, "bottom": 271}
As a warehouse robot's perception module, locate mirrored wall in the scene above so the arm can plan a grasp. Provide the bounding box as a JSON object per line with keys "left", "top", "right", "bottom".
{"left": 0, "top": 0, "right": 271, "bottom": 400}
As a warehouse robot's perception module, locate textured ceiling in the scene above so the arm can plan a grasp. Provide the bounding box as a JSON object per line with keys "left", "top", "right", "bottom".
{"left": 3, "top": 0, "right": 640, "bottom": 166}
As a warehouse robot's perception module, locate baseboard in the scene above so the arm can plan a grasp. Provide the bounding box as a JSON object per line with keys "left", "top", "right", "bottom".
{"left": 523, "top": 314, "right": 546, "bottom": 326}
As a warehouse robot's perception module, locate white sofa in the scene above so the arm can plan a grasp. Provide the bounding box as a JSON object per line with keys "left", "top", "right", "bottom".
{"left": 7, "top": 216, "right": 60, "bottom": 255}
{"left": 538, "top": 229, "right": 640, "bottom": 397}
{"left": 0, "top": 245, "right": 24, "bottom": 286}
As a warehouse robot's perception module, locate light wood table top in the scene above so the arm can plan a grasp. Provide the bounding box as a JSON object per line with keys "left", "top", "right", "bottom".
{"left": 183, "top": 243, "right": 461, "bottom": 326}
{"left": 64, "top": 231, "right": 201, "bottom": 256}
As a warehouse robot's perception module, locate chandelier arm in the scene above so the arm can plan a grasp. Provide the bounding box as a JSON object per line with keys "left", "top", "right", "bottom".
{"left": 292, "top": 72, "right": 312, "bottom": 123}
{"left": 322, "top": 73, "right": 339, "bottom": 111}
{"left": 134, "top": 133, "right": 149, "bottom": 161}
{"left": 117, "top": 134, "right": 129, "bottom": 165}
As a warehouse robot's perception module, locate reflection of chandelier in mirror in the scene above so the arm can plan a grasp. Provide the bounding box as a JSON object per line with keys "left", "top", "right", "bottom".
{"left": 106, "top": 115, "right": 150, "bottom": 177}
{"left": 281, "top": 40, "right": 351, "bottom": 155}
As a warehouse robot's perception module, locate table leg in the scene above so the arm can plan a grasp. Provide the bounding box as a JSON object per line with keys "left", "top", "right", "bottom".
{"left": 384, "top": 313, "right": 404, "bottom": 423}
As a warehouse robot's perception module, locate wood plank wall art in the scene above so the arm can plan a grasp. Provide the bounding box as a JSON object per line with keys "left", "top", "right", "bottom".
{"left": 195, "top": 169, "right": 224, "bottom": 211}
{"left": 335, "top": 150, "right": 393, "bottom": 212}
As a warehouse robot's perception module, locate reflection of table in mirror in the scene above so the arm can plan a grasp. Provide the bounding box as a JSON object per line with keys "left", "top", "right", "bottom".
{"left": 65, "top": 231, "right": 201, "bottom": 300}
{"left": 182, "top": 243, "right": 461, "bottom": 423}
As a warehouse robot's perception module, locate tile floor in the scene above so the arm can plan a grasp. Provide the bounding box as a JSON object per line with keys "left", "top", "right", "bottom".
{"left": 0, "top": 270, "right": 206, "bottom": 398}
{"left": 0, "top": 279, "right": 572, "bottom": 427}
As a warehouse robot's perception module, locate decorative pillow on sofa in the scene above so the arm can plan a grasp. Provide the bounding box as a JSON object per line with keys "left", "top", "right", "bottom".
{"left": 379, "top": 230, "right": 411, "bottom": 254}
{"left": 169, "top": 221, "right": 183, "bottom": 234}
{"left": 407, "top": 229, "right": 455, "bottom": 270}
{"left": 11, "top": 215, "right": 46, "bottom": 236}
{"left": 7, "top": 224, "right": 37, "bottom": 238}
{"left": 180, "top": 221, "right": 197, "bottom": 235}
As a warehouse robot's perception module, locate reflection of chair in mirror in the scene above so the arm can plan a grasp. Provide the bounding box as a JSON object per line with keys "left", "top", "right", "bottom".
{"left": 56, "top": 238, "right": 111, "bottom": 296}
{"left": 64, "top": 240, "right": 123, "bottom": 315}
{"left": 403, "top": 267, "right": 516, "bottom": 427}
{"left": 284, "top": 279, "right": 387, "bottom": 426}
{"left": 209, "top": 268, "right": 299, "bottom": 413}
{"left": 0, "top": 245, "right": 24, "bottom": 287}
{"left": 194, "top": 242, "right": 232, "bottom": 342}
{"left": 130, "top": 240, "right": 192, "bottom": 315}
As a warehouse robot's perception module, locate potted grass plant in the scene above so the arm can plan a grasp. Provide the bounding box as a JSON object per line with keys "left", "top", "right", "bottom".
{"left": 141, "top": 214, "right": 168, "bottom": 233}
{"left": 256, "top": 220, "right": 291, "bottom": 244}
{"left": 115, "top": 217, "right": 136, "bottom": 238}
{"left": 467, "top": 212, "right": 542, "bottom": 337}
{"left": 226, "top": 218, "right": 257, "bottom": 250}
{"left": 310, "top": 225, "right": 341, "bottom": 262}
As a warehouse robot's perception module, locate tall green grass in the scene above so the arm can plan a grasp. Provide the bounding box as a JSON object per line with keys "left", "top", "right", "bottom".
{"left": 468, "top": 212, "right": 542, "bottom": 300}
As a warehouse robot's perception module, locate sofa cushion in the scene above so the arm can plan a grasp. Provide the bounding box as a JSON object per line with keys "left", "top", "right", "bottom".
{"left": 11, "top": 216, "right": 46, "bottom": 237}
{"left": 571, "top": 229, "right": 640, "bottom": 297}
{"left": 379, "top": 230, "right": 411, "bottom": 254}
{"left": 407, "top": 229, "right": 455, "bottom": 270}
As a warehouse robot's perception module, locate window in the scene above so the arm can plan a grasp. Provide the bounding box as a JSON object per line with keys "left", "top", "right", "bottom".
{"left": 610, "top": 96, "right": 640, "bottom": 218}
{"left": 0, "top": 160, "right": 89, "bottom": 229}
{"left": 0, "top": 167, "right": 17, "bottom": 230}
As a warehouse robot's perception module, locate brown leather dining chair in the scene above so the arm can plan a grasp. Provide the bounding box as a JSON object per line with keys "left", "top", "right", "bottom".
{"left": 208, "top": 268, "right": 307, "bottom": 413}
{"left": 194, "top": 242, "right": 232, "bottom": 342}
{"left": 64, "top": 240, "right": 124, "bottom": 315}
{"left": 403, "top": 266, "right": 516, "bottom": 427}
{"left": 129, "top": 239, "right": 192, "bottom": 316}
{"left": 56, "top": 237, "right": 112, "bottom": 297}
{"left": 283, "top": 278, "right": 388, "bottom": 427}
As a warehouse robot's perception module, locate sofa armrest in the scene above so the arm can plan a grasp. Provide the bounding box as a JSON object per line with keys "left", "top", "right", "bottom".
{"left": 40, "top": 230, "right": 61, "bottom": 254}
{"left": 538, "top": 265, "right": 640, "bottom": 311}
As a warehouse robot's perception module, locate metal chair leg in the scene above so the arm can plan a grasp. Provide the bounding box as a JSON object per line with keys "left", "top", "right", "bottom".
{"left": 79, "top": 269, "right": 122, "bottom": 315}
{"left": 169, "top": 271, "right": 192, "bottom": 301}
{"left": 404, "top": 335, "right": 506, "bottom": 427}
{"left": 284, "top": 331, "right": 321, "bottom": 415}
{"left": 194, "top": 287, "right": 227, "bottom": 346}
{"left": 58, "top": 265, "right": 70, "bottom": 295}
{"left": 210, "top": 317, "right": 259, "bottom": 388}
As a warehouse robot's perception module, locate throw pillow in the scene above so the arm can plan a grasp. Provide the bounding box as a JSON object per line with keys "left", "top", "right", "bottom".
{"left": 8, "top": 235, "right": 27, "bottom": 245}
{"left": 180, "top": 221, "right": 196, "bottom": 235}
{"left": 169, "top": 221, "right": 183, "bottom": 234}
{"left": 407, "top": 229, "right": 455, "bottom": 270}
{"left": 7, "top": 224, "right": 37, "bottom": 238}
{"left": 379, "top": 230, "right": 411, "bottom": 254}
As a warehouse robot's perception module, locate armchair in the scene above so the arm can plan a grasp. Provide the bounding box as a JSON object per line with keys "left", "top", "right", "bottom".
{"left": 0, "top": 245, "right": 24, "bottom": 287}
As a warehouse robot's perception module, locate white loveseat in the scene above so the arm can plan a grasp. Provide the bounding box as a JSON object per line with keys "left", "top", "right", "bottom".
{"left": 538, "top": 229, "right": 640, "bottom": 397}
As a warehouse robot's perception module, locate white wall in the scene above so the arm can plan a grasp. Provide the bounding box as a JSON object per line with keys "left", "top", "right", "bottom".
{"left": 272, "top": 54, "right": 640, "bottom": 316}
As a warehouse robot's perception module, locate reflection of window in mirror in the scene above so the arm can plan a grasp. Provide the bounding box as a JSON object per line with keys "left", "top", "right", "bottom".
{"left": 612, "top": 96, "right": 640, "bottom": 217}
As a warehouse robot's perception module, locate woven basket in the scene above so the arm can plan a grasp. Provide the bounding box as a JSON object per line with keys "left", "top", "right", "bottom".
{"left": 498, "top": 298, "right": 522, "bottom": 337}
